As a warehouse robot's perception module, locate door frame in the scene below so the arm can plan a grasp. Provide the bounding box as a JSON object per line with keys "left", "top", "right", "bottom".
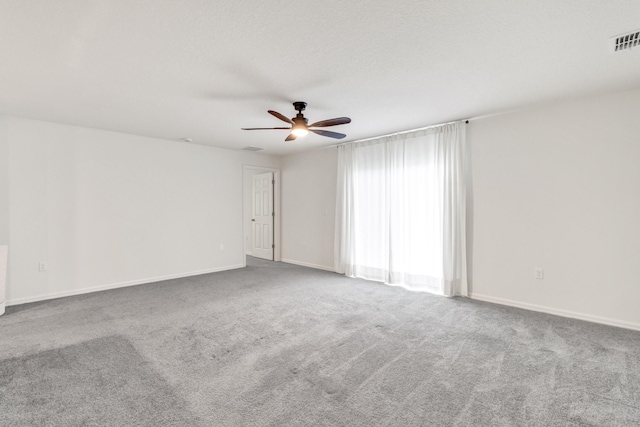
{"left": 242, "top": 165, "right": 281, "bottom": 266}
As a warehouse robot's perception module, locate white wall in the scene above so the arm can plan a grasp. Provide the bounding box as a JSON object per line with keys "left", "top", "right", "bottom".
{"left": 0, "top": 116, "right": 8, "bottom": 245}
{"left": 470, "top": 88, "right": 640, "bottom": 329}
{"left": 2, "top": 116, "right": 280, "bottom": 305}
{"left": 243, "top": 168, "right": 256, "bottom": 255}
{"left": 281, "top": 147, "right": 337, "bottom": 271}
{"left": 0, "top": 117, "right": 8, "bottom": 312}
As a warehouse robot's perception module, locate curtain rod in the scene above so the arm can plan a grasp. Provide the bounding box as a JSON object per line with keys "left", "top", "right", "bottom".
{"left": 334, "top": 119, "right": 469, "bottom": 148}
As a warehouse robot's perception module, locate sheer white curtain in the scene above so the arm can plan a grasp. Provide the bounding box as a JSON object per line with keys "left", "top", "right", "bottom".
{"left": 334, "top": 121, "right": 467, "bottom": 297}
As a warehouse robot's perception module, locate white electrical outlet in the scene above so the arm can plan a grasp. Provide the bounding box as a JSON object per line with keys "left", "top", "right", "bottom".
{"left": 38, "top": 261, "right": 48, "bottom": 271}
{"left": 535, "top": 268, "right": 544, "bottom": 279}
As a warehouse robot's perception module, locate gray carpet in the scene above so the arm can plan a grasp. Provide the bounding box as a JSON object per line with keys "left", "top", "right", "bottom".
{"left": 0, "top": 336, "right": 199, "bottom": 426}
{"left": 1, "top": 257, "right": 639, "bottom": 426}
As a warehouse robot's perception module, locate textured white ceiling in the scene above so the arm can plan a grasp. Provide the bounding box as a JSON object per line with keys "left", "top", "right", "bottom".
{"left": 1, "top": 1, "right": 639, "bottom": 155}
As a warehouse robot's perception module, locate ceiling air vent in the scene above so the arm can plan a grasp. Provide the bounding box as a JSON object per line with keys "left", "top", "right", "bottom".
{"left": 610, "top": 29, "right": 640, "bottom": 52}
{"left": 242, "top": 146, "right": 263, "bottom": 152}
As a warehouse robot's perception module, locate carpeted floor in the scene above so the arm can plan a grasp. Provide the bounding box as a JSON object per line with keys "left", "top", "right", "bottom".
{"left": 1, "top": 257, "right": 640, "bottom": 426}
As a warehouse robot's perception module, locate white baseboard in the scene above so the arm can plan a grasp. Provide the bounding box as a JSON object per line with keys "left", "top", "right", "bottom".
{"left": 281, "top": 258, "right": 335, "bottom": 272}
{"left": 470, "top": 293, "right": 640, "bottom": 332}
{"left": 0, "top": 301, "right": 4, "bottom": 316}
{"left": 6, "top": 264, "right": 245, "bottom": 307}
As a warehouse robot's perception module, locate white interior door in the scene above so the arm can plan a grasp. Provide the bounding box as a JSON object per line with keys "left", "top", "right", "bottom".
{"left": 252, "top": 172, "right": 274, "bottom": 260}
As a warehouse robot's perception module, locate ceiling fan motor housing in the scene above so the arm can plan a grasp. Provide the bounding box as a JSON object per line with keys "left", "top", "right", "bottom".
{"left": 293, "top": 116, "right": 308, "bottom": 125}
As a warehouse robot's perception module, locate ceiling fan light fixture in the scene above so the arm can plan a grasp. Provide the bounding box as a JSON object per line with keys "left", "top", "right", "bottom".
{"left": 291, "top": 126, "right": 309, "bottom": 137}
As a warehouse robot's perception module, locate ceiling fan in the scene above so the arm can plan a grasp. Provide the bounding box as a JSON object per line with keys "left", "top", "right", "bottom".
{"left": 242, "top": 101, "right": 351, "bottom": 141}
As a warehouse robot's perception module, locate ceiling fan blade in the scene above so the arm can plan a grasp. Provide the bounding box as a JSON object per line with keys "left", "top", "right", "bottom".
{"left": 285, "top": 133, "right": 297, "bottom": 141}
{"left": 310, "top": 129, "right": 347, "bottom": 139}
{"left": 268, "top": 110, "right": 294, "bottom": 124}
{"left": 241, "top": 127, "right": 291, "bottom": 130}
{"left": 308, "top": 117, "right": 351, "bottom": 127}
